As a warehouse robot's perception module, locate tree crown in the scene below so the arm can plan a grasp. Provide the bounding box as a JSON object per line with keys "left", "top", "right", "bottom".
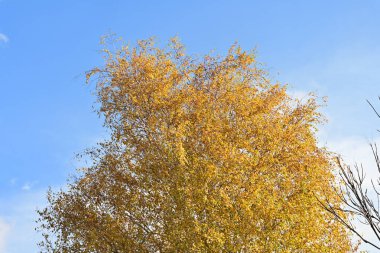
{"left": 38, "top": 37, "right": 354, "bottom": 252}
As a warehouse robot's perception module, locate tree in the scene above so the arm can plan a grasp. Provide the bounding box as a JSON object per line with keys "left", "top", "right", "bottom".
{"left": 37, "top": 37, "right": 354, "bottom": 252}
{"left": 322, "top": 99, "right": 380, "bottom": 251}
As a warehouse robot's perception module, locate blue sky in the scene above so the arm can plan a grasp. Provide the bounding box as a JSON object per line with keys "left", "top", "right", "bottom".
{"left": 1, "top": 0, "right": 380, "bottom": 252}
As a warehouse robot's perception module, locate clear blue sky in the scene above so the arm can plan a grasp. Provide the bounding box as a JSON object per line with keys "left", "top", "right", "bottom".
{"left": 1, "top": 1, "right": 380, "bottom": 252}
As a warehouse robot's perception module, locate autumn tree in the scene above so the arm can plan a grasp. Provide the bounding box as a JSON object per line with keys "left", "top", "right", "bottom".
{"left": 37, "top": 38, "right": 355, "bottom": 252}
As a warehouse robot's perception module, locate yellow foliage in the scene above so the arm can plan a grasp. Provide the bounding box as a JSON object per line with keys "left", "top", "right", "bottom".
{"left": 38, "top": 37, "right": 355, "bottom": 252}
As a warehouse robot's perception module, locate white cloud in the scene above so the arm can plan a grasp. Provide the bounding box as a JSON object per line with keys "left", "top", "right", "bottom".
{"left": 288, "top": 89, "right": 314, "bottom": 110}
{"left": 9, "top": 178, "right": 17, "bottom": 186}
{"left": 288, "top": 86, "right": 328, "bottom": 104}
{"left": 289, "top": 89, "right": 309, "bottom": 101}
{"left": 327, "top": 136, "right": 380, "bottom": 186}
{"left": 21, "top": 181, "right": 38, "bottom": 191}
{"left": 0, "top": 219, "right": 10, "bottom": 253}
{"left": 0, "top": 190, "right": 47, "bottom": 253}
{"left": 21, "top": 184, "right": 31, "bottom": 191}
{"left": 0, "top": 33, "right": 8, "bottom": 43}
{"left": 325, "top": 136, "right": 380, "bottom": 251}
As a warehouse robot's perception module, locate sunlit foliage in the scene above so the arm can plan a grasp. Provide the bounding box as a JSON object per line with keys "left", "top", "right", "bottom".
{"left": 37, "top": 38, "right": 354, "bottom": 252}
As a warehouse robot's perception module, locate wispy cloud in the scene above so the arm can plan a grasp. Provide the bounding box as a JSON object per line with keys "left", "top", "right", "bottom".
{"left": 0, "top": 33, "right": 8, "bottom": 43}
{"left": 0, "top": 219, "right": 10, "bottom": 253}
{"left": 21, "top": 184, "right": 31, "bottom": 191}
{"left": 21, "top": 181, "right": 38, "bottom": 191}
{"left": 0, "top": 189, "right": 47, "bottom": 253}
{"left": 327, "top": 136, "right": 380, "bottom": 186}
{"left": 326, "top": 136, "right": 380, "bottom": 251}
{"left": 9, "top": 178, "right": 17, "bottom": 186}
